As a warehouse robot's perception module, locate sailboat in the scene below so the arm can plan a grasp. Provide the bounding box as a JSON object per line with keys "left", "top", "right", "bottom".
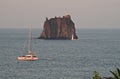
{"left": 71, "top": 34, "right": 74, "bottom": 40}
{"left": 18, "top": 26, "right": 39, "bottom": 61}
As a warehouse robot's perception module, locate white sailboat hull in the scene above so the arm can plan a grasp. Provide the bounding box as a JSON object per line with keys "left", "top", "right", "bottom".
{"left": 18, "top": 55, "right": 39, "bottom": 61}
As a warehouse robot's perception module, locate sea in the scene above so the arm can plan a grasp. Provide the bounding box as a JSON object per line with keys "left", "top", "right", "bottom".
{"left": 0, "top": 28, "right": 120, "bottom": 79}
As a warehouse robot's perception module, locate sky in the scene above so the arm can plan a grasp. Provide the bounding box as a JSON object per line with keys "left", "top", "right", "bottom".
{"left": 0, "top": 0, "right": 120, "bottom": 29}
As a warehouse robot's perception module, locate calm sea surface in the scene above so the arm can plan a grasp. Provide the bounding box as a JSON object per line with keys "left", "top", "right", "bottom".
{"left": 0, "top": 28, "right": 120, "bottom": 79}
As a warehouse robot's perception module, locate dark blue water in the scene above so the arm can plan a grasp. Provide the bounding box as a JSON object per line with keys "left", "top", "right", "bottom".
{"left": 0, "top": 28, "right": 120, "bottom": 79}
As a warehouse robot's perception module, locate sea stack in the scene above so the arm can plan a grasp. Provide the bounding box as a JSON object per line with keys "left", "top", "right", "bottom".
{"left": 38, "top": 15, "right": 78, "bottom": 40}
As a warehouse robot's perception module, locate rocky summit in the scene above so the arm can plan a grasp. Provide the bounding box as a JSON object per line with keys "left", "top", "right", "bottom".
{"left": 38, "top": 15, "right": 78, "bottom": 40}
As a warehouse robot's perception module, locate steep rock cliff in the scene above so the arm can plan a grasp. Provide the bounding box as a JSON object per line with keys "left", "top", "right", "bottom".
{"left": 38, "top": 15, "right": 78, "bottom": 40}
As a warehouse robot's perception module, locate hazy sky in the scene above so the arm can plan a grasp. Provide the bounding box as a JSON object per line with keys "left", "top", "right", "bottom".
{"left": 0, "top": 0, "right": 120, "bottom": 29}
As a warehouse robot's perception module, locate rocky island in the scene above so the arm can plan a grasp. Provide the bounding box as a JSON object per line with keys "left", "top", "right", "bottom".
{"left": 38, "top": 15, "right": 78, "bottom": 40}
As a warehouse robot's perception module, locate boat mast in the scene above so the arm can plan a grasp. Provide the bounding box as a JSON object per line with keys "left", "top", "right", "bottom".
{"left": 28, "top": 25, "right": 32, "bottom": 54}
